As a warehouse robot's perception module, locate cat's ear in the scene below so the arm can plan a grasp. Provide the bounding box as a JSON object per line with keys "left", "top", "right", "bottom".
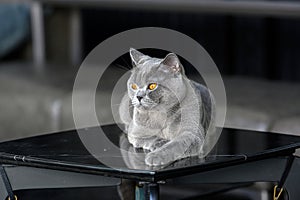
{"left": 129, "top": 48, "right": 147, "bottom": 67}
{"left": 161, "top": 53, "right": 183, "bottom": 74}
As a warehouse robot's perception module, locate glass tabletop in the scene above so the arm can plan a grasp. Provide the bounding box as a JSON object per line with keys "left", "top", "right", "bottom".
{"left": 0, "top": 124, "right": 299, "bottom": 181}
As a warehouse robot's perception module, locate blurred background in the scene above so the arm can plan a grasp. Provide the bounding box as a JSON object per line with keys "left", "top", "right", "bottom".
{"left": 1, "top": 0, "right": 300, "bottom": 140}
{"left": 1, "top": 1, "right": 300, "bottom": 199}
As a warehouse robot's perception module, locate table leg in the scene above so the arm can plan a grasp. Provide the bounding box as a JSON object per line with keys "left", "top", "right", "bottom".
{"left": 136, "top": 182, "right": 159, "bottom": 200}
{"left": 0, "top": 172, "right": 9, "bottom": 200}
{"left": 30, "top": 1, "right": 46, "bottom": 67}
{"left": 69, "top": 7, "right": 82, "bottom": 65}
{"left": 284, "top": 156, "right": 300, "bottom": 200}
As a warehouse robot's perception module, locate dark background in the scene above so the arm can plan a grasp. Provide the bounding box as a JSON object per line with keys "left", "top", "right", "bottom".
{"left": 82, "top": 8, "right": 300, "bottom": 81}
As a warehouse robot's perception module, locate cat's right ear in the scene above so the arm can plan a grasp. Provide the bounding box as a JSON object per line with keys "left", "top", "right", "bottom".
{"left": 161, "top": 53, "right": 184, "bottom": 75}
{"left": 129, "top": 48, "right": 146, "bottom": 67}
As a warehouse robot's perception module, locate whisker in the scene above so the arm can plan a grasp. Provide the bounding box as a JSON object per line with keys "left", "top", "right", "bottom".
{"left": 111, "top": 103, "right": 133, "bottom": 106}
{"left": 111, "top": 103, "right": 121, "bottom": 107}
{"left": 113, "top": 64, "right": 131, "bottom": 71}
{"left": 121, "top": 56, "right": 132, "bottom": 70}
{"left": 111, "top": 103, "right": 134, "bottom": 109}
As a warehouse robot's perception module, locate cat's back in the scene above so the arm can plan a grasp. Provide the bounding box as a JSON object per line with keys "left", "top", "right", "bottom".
{"left": 190, "top": 80, "right": 214, "bottom": 131}
{"left": 190, "top": 81, "right": 211, "bottom": 103}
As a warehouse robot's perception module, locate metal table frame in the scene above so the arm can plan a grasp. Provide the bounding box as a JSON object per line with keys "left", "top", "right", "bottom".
{"left": 0, "top": 155, "right": 299, "bottom": 200}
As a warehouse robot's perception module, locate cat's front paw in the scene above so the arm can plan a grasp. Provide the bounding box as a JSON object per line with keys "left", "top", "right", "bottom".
{"left": 128, "top": 136, "right": 143, "bottom": 148}
{"left": 145, "top": 150, "right": 173, "bottom": 166}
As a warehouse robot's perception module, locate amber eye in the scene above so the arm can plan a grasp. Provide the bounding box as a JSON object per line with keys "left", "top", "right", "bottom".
{"left": 148, "top": 83, "right": 157, "bottom": 90}
{"left": 131, "top": 83, "right": 138, "bottom": 90}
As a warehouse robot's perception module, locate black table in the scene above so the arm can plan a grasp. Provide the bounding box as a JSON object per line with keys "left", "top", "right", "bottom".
{"left": 0, "top": 124, "right": 299, "bottom": 200}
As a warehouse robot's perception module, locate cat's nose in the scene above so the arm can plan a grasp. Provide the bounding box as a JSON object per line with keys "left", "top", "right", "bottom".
{"left": 137, "top": 96, "right": 143, "bottom": 102}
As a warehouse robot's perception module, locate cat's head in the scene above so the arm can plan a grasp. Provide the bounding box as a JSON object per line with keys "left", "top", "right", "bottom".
{"left": 127, "top": 48, "right": 186, "bottom": 111}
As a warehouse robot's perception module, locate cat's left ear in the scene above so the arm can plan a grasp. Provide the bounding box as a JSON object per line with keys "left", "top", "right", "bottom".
{"left": 161, "top": 53, "right": 184, "bottom": 74}
{"left": 129, "top": 48, "right": 148, "bottom": 67}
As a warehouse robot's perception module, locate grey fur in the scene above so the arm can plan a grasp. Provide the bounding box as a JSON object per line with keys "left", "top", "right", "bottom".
{"left": 119, "top": 48, "right": 216, "bottom": 166}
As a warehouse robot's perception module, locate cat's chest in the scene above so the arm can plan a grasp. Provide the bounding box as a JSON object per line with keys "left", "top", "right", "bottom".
{"left": 133, "top": 109, "right": 167, "bottom": 129}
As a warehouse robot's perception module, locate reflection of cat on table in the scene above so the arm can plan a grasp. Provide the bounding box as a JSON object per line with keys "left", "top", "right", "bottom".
{"left": 119, "top": 134, "right": 208, "bottom": 170}
{"left": 119, "top": 48, "right": 216, "bottom": 166}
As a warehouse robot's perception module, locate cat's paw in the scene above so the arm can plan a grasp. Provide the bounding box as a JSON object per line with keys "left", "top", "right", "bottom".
{"left": 132, "top": 141, "right": 143, "bottom": 149}
{"left": 145, "top": 150, "right": 173, "bottom": 166}
{"left": 128, "top": 136, "right": 143, "bottom": 148}
{"left": 142, "top": 142, "right": 154, "bottom": 151}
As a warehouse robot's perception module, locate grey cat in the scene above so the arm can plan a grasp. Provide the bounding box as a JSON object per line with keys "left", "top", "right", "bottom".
{"left": 119, "top": 48, "right": 215, "bottom": 166}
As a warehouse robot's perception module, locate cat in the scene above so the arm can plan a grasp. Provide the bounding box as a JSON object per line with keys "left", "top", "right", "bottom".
{"left": 119, "top": 48, "right": 215, "bottom": 166}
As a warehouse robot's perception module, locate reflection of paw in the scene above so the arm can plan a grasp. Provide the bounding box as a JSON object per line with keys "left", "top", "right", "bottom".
{"left": 145, "top": 150, "right": 172, "bottom": 166}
